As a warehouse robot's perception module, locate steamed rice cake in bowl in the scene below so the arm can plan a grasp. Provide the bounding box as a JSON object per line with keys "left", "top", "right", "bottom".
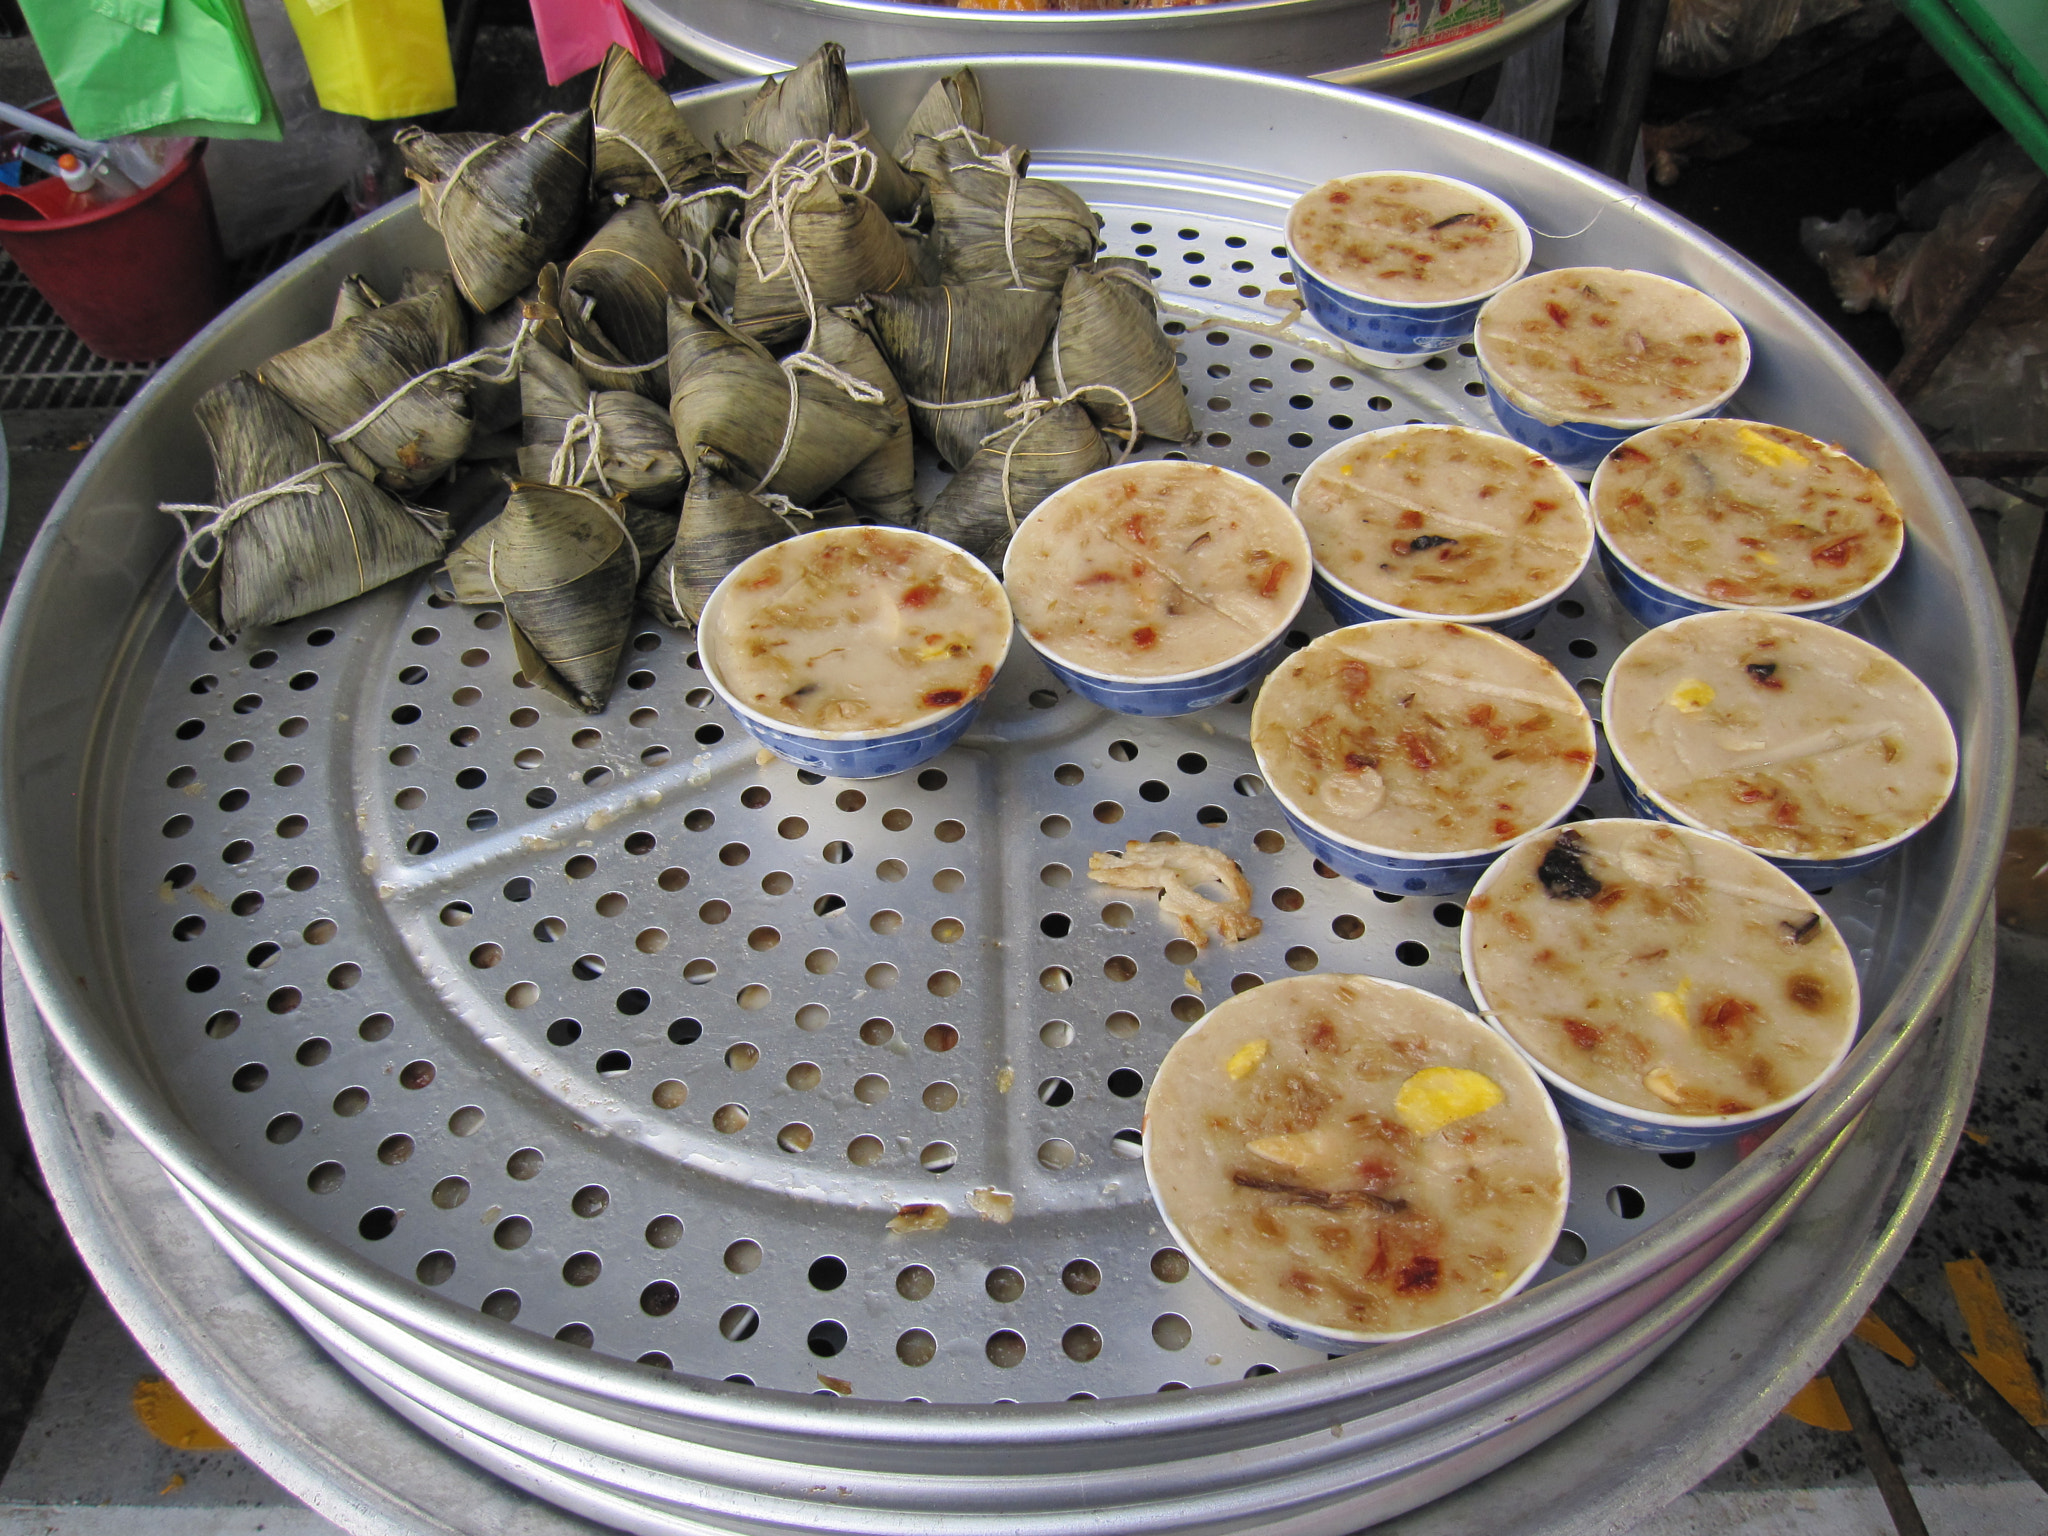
{"left": 1002, "top": 460, "right": 1311, "bottom": 716}
{"left": 1143, "top": 972, "right": 1569, "bottom": 1350}
{"left": 1249, "top": 620, "right": 1596, "bottom": 895}
{"left": 699, "top": 526, "right": 1012, "bottom": 779}
{"left": 1601, "top": 610, "right": 1956, "bottom": 887}
{"left": 1291, "top": 423, "right": 1592, "bottom": 637}
{"left": 1474, "top": 267, "right": 1749, "bottom": 477}
{"left": 1284, "top": 172, "right": 1532, "bottom": 369}
{"left": 1461, "top": 818, "right": 1861, "bottom": 1151}
{"left": 1589, "top": 419, "right": 1906, "bottom": 629}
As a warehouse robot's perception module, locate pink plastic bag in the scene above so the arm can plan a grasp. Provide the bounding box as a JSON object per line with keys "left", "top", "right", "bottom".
{"left": 527, "top": 0, "right": 663, "bottom": 86}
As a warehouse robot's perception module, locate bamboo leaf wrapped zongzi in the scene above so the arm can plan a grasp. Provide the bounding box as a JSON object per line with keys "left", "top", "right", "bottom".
{"left": 810, "top": 307, "right": 915, "bottom": 524}
{"left": 518, "top": 345, "right": 685, "bottom": 505}
{"left": 163, "top": 374, "right": 450, "bottom": 637}
{"left": 731, "top": 43, "right": 922, "bottom": 222}
{"left": 591, "top": 44, "right": 715, "bottom": 209}
{"left": 865, "top": 285, "right": 1059, "bottom": 470}
{"left": 667, "top": 299, "right": 897, "bottom": 505}
{"left": 732, "top": 139, "right": 914, "bottom": 349}
{"left": 562, "top": 200, "right": 701, "bottom": 399}
{"left": 442, "top": 481, "right": 641, "bottom": 713}
{"left": 1033, "top": 259, "right": 1193, "bottom": 444}
{"left": 398, "top": 111, "right": 593, "bottom": 312}
{"left": 922, "top": 394, "right": 1109, "bottom": 567}
{"left": 642, "top": 454, "right": 804, "bottom": 630}
{"left": 909, "top": 127, "right": 1099, "bottom": 293}
{"left": 891, "top": 67, "right": 984, "bottom": 163}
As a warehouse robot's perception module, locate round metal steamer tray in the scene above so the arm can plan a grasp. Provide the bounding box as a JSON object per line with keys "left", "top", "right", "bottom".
{"left": 621, "top": 0, "right": 1580, "bottom": 95}
{"left": 0, "top": 57, "right": 2013, "bottom": 1534}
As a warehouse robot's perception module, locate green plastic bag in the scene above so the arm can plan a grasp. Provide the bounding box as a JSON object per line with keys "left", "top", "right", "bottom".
{"left": 18, "top": 0, "right": 282, "bottom": 141}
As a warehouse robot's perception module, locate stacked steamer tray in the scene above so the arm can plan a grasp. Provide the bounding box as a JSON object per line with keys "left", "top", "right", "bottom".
{"left": 0, "top": 56, "right": 2010, "bottom": 1536}
{"left": 623, "top": 0, "right": 1582, "bottom": 95}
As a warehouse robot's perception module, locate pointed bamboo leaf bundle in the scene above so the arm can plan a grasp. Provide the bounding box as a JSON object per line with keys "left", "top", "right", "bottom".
{"left": 667, "top": 299, "right": 897, "bottom": 504}
{"left": 470, "top": 263, "right": 569, "bottom": 435}
{"left": 397, "top": 111, "right": 592, "bottom": 312}
{"left": 704, "top": 229, "right": 742, "bottom": 312}
{"left": 891, "top": 67, "right": 984, "bottom": 163}
{"left": 518, "top": 345, "right": 685, "bottom": 504}
{"left": 591, "top": 44, "right": 715, "bottom": 207}
{"left": 731, "top": 43, "right": 921, "bottom": 222}
{"left": 866, "top": 285, "right": 1059, "bottom": 470}
{"left": 258, "top": 269, "right": 472, "bottom": 494}
{"left": 332, "top": 274, "right": 386, "bottom": 328}
{"left": 810, "top": 308, "right": 915, "bottom": 523}
{"left": 642, "top": 454, "right": 803, "bottom": 629}
{"left": 909, "top": 128, "right": 1100, "bottom": 292}
{"left": 1034, "top": 259, "right": 1193, "bottom": 443}
{"left": 923, "top": 396, "right": 1108, "bottom": 567}
{"left": 442, "top": 482, "right": 640, "bottom": 713}
{"left": 562, "top": 200, "right": 700, "bottom": 399}
{"left": 163, "top": 373, "right": 450, "bottom": 637}
{"left": 731, "top": 141, "right": 914, "bottom": 348}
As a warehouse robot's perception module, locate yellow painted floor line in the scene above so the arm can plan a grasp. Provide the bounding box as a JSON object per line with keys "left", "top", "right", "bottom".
{"left": 1945, "top": 1254, "right": 2048, "bottom": 1427}
{"left": 1855, "top": 1311, "right": 1917, "bottom": 1369}
{"left": 1782, "top": 1376, "right": 1852, "bottom": 1431}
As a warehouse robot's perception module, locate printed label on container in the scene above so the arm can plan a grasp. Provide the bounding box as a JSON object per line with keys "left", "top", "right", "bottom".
{"left": 1387, "top": 0, "right": 1505, "bottom": 56}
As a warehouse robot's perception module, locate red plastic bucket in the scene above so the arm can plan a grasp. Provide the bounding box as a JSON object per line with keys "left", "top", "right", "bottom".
{"left": 0, "top": 112, "right": 230, "bottom": 363}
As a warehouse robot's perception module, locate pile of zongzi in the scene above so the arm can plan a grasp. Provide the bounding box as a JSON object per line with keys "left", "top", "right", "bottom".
{"left": 159, "top": 43, "right": 1199, "bottom": 719}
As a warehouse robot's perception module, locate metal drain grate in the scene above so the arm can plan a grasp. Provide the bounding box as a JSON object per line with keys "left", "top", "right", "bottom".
{"left": 103, "top": 193, "right": 1893, "bottom": 1407}
{"left": 0, "top": 192, "right": 354, "bottom": 412}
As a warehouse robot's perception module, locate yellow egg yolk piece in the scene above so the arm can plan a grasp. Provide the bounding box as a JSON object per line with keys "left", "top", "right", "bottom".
{"left": 1395, "top": 1066, "right": 1506, "bottom": 1137}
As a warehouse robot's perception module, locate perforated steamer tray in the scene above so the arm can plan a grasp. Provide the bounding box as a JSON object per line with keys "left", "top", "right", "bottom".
{"left": 0, "top": 57, "right": 2012, "bottom": 1535}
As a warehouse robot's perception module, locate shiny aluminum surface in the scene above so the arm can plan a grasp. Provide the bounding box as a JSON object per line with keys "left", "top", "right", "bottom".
{"left": 623, "top": 0, "right": 1580, "bottom": 94}
{"left": 6, "top": 919, "right": 1991, "bottom": 1534}
{"left": 0, "top": 55, "right": 2012, "bottom": 1530}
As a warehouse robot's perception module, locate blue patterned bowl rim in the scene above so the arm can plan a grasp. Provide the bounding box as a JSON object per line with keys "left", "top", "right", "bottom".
{"left": 1283, "top": 172, "right": 1533, "bottom": 311}
{"left": 1586, "top": 421, "right": 1905, "bottom": 618}
{"left": 1142, "top": 972, "right": 1567, "bottom": 1347}
{"left": 1600, "top": 612, "right": 1959, "bottom": 867}
{"left": 698, "top": 527, "right": 1013, "bottom": 745}
{"left": 1293, "top": 424, "right": 1592, "bottom": 627}
{"left": 1002, "top": 462, "right": 1312, "bottom": 687}
{"left": 1459, "top": 819, "right": 1861, "bottom": 1135}
{"left": 1472, "top": 268, "right": 1751, "bottom": 433}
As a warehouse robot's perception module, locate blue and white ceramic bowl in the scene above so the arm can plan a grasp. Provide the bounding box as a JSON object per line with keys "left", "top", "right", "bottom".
{"left": 1462, "top": 821, "right": 1860, "bottom": 1152}
{"left": 1285, "top": 173, "right": 1531, "bottom": 370}
{"left": 1249, "top": 621, "right": 1596, "bottom": 897}
{"left": 1295, "top": 425, "right": 1592, "bottom": 641}
{"left": 1003, "top": 463, "right": 1310, "bottom": 718}
{"left": 699, "top": 529, "right": 1012, "bottom": 781}
{"left": 1587, "top": 423, "right": 1903, "bottom": 630}
{"left": 1143, "top": 973, "right": 1568, "bottom": 1349}
{"left": 1473, "top": 270, "right": 1750, "bottom": 478}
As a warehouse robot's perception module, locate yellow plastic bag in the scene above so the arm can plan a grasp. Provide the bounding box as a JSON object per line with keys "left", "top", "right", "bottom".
{"left": 282, "top": 0, "right": 455, "bottom": 120}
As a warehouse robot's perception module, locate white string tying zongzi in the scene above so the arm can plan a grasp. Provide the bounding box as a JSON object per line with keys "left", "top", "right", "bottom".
{"left": 566, "top": 339, "right": 667, "bottom": 381}
{"left": 983, "top": 381, "right": 1139, "bottom": 537}
{"left": 741, "top": 137, "right": 890, "bottom": 391}
{"left": 595, "top": 125, "right": 733, "bottom": 270}
{"left": 548, "top": 395, "right": 613, "bottom": 496}
{"left": 929, "top": 126, "right": 1028, "bottom": 292}
{"left": 161, "top": 462, "right": 346, "bottom": 602}
{"left": 330, "top": 311, "right": 545, "bottom": 449}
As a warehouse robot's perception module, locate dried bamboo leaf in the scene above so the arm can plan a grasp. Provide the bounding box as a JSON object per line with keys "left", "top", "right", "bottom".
{"left": 810, "top": 308, "right": 914, "bottom": 523}
{"left": 470, "top": 262, "right": 570, "bottom": 435}
{"left": 910, "top": 128, "right": 1099, "bottom": 292}
{"left": 397, "top": 111, "right": 592, "bottom": 312}
{"left": 331, "top": 274, "right": 386, "bottom": 328}
{"left": 258, "top": 270, "right": 472, "bottom": 494}
{"left": 667, "top": 299, "right": 897, "bottom": 504}
{"left": 923, "top": 399, "right": 1107, "bottom": 567}
{"left": 518, "top": 345, "right": 685, "bottom": 504}
{"left": 865, "top": 285, "right": 1059, "bottom": 470}
{"left": 171, "top": 373, "right": 450, "bottom": 636}
{"left": 892, "top": 67, "right": 984, "bottom": 163}
{"left": 641, "top": 454, "right": 800, "bottom": 629}
{"left": 561, "top": 200, "right": 701, "bottom": 400}
{"left": 442, "top": 481, "right": 641, "bottom": 712}
{"left": 731, "top": 42, "right": 921, "bottom": 221}
{"left": 1034, "top": 260, "right": 1193, "bottom": 443}
{"left": 731, "top": 158, "right": 914, "bottom": 348}
{"left": 591, "top": 43, "right": 714, "bottom": 205}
